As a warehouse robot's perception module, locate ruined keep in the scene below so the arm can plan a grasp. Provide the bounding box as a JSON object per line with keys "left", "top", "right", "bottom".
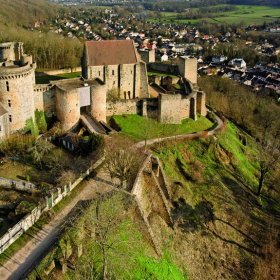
{"left": 0, "top": 40, "right": 206, "bottom": 136}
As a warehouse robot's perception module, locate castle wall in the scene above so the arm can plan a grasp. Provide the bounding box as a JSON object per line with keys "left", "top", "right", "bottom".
{"left": 180, "top": 97, "right": 191, "bottom": 119}
{"left": 105, "top": 65, "right": 119, "bottom": 93}
{"left": 90, "top": 83, "right": 107, "bottom": 122}
{"left": 55, "top": 87, "right": 80, "bottom": 130}
{"left": 106, "top": 99, "right": 141, "bottom": 116}
{"left": 0, "top": 114, "right": 9, "bottom": 140}
{"left": 138, "top": 50, "right": 155, "bottom": 64}
{"left": 34, "top": 86, "right": 56, "bottom": 118}
{"left": 196, "top": 91, "right": 207, "bottom": 116}
{"left": 147, "top": 63, "right": 177, "bottom": 75}
{"left": 119, "top": 64, "right": 135, "bottom": 99}
{"left": 87, "top": 65, "right": 105, "bottom": 83}
{"left": 0, "top": 66, "right": 35, "bottom": 131}
{"left": 178, "top": 57, "right": 197, "bottom": 85}
{"left": 139, "top": 61, "right": 149, "bottom": 98}
{"left": 158, "top": 94, "right": 182, "bottom": 124}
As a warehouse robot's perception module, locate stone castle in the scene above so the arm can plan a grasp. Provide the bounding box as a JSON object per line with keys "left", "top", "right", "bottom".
{"left": 0, "top": 41, "right": 206, "bottom": 139}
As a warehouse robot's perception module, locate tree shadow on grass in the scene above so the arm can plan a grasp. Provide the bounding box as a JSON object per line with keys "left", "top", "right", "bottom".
{"left": 172, "top": 196, "right": 261, "bottom": 256}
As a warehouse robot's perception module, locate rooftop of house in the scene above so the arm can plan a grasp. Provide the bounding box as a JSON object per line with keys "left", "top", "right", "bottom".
{"left": 85, "top": 40, "right": 138, "bottom": 66}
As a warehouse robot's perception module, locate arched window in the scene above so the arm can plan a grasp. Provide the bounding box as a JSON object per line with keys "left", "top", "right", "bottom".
{"left": 6, "top": 81, "right": 9, "bottom": 92}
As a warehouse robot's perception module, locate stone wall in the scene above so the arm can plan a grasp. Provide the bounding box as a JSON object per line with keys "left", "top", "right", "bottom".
{"left": 90, "top": 82, "right": 107, "bottom": 122}
{"left": 0, "top": 66, "right": 36, "bottom": 131}
{"left": 55, "top": 87, "right": 80, "bottom": 130}
{"left": 138, "top": 50, "right": 155, "bottom": 64}
{"left": 158, "top": 93, "right": 182, "bottom": 124}
{"left": 178, "top": 57, "right": 197, "bottom": 85}
{"left": 0, "top": 177, "right": 37, "bottom": 193}
{"left": 106, "top": 99, "right": 141, "bottom": 116}
{"left": 120, "top": 64, "right": 135, "bottom": 99}
{"left": 34, "top": 85, "right": 56, "bottom": 118}
{"left": 42, "top": 67, "right": 81, "bottom": 76}
{"left": 140, "top": 61, "right": 149, "bottom": 98}
{"left": 147, "top": 63, "right": 178, "bottom": 75}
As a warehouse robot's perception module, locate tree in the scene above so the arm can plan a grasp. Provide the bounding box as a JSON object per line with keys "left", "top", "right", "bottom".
{"left": 104, "top": 135, "right": 144, "bottom": 189}
{"left": 255, "top": 139, "right": 280, "bottom": 196}
{"left": 30, "top": 138, "right": 54, "bottom": 169}
{"left": 70, "top": 192, "right": 138, "bottom": 280}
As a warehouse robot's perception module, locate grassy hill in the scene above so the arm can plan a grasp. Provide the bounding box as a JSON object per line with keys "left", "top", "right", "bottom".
{"left": 26, "top": 117, "right": 280, "bottom": 279}
{"left": 0, "top": 0, "right": 60, "bottom": 27}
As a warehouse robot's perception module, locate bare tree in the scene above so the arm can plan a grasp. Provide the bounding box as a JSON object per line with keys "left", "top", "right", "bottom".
{"left": 70, "top": 192, "right": 137, "bottom": 280}
{"left": 255, "top": 139, "right": 280, "bottom": 196}
{"left": 104, "top": 135, "right": 144, "bottom": 189}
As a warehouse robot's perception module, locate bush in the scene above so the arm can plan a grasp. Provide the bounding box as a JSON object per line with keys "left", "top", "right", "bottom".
{"left": 26, "top": 175, "right": 30, "bottom": 181}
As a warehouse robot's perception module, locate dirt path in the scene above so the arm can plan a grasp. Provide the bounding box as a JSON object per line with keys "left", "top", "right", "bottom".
{"left": 0, "top": 168, "right": 115, "bottom": 280}
{"left": 135, "top": 111, "right": 223, "bottom": 148}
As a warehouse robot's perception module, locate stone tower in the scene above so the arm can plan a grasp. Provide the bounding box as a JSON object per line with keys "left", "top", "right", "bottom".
{"left": 0, "top": 42, "right": 36, "bottom": 131}
{"left": 178, "top": 56, "right": 197, "bottom": 85}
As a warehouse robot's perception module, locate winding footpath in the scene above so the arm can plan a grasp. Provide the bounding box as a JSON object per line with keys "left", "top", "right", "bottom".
{"left": 0, "top": 112, "right": 223, "bottom": 280}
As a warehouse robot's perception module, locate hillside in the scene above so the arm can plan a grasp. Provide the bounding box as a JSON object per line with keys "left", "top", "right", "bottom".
{"left": 0, "top": 0, "right": 60, "bottom": 27}
{"left": 25, "top": 117, "right": 280, "bottom": 280}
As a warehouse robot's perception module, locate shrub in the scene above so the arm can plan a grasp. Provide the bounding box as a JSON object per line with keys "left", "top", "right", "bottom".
{"left": 26, "top": 175, "right": 30, "bottom": 181}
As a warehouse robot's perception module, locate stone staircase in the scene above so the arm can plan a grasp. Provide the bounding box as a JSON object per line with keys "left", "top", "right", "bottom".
{"left": 80, "top": 112, "right": 106, "bottom": 134}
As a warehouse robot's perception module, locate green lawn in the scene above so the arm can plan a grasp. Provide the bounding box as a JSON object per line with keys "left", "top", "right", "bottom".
{"left": 109, "top": 114, "right": 214, "bottom": 142}
{"left": 35, "top": 72, "right": 81, "bottom": 84}
{"left": 148, "top": 70, "right": 178, "bottom": 78}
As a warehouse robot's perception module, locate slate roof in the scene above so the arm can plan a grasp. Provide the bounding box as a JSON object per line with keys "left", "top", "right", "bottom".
{"left": 85, "top": 40, "right": 137, "bottom": 66}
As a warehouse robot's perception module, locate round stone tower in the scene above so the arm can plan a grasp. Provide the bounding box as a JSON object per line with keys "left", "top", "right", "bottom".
{"left": 0, "top": 42, "right": 36, "bottom": 132}
{"left": 90, "top": 80, "right": 107, "bottom": 122}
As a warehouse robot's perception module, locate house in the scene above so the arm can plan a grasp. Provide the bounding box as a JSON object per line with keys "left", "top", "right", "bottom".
{"left": 229, "top": 58, "right": 246, "bottom": 69}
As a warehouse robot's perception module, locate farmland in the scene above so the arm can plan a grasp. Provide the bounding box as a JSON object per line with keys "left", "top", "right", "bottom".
{"left": 145, "top": 5, "right": 280, "bottom": 26}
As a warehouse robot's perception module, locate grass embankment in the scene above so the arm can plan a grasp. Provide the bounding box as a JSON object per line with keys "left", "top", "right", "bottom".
{"left": 150, "top": 121, "right": 280, "bottom": 280}
{"left": 35, "top": 72, "right": 81, "bottom": 84}
{"left": 109, "top": 114, "right": 214, "bottom": 142}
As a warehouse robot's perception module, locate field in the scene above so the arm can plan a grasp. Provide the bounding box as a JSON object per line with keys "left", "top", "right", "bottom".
{"left": 109, "top": 114, "right": 214, "bottom": 142}
{"left": 145, "top": 5, "right": 280, "bottom": 26}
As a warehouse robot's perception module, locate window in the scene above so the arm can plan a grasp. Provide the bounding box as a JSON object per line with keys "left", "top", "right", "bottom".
{"left": 113, "top": 81, "right": 115, "bottom": 85}
{"left": 112, "top": 70, "right": 115, "bottom": 75}
{"left": 9, "top": 115, "right": 12, "bottom": 122}
{"left": 128, "top": 91, "right": 131, "bottom": 99}
{"left": 98, "top": 71, "right": 101, "bottom": 76}
{"left": 8, "top": 100, "right": 11, "bottom": 107}
{"left": 6, "top": 81, "right": 9, "bottom": 92}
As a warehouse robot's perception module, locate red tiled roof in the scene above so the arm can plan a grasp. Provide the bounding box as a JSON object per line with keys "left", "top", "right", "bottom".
{"left": 85, "top": 40, "right": 137, "bottom": 66}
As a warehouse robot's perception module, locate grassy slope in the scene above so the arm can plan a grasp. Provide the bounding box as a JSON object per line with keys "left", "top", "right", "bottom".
{"left": 109, "top": 114, "right": 214, "bottom": 142}
{"left": 25, "top": 120, "right": 280, "bottom": 279}
{"left": 151, "top": 121, "right": 280, "bottom": 280}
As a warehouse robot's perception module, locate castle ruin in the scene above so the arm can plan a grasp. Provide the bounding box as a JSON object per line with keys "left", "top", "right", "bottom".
{"left": 0, "top": 41, "right": 206, "bottom": 138}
